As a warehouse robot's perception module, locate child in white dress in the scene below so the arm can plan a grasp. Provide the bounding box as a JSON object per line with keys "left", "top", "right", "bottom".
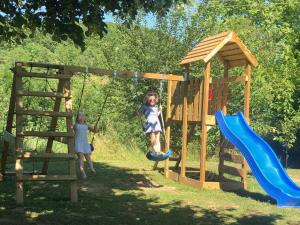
{"left": 74, "top": 112, "right": 98, "bottom": 179}
{"left": 138, "top": 91, "right": 163, "bottom": 154}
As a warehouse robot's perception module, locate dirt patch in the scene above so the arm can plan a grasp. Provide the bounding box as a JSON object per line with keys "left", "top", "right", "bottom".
{"left": 78, "top": 181, "right": 109, "bottom": 194}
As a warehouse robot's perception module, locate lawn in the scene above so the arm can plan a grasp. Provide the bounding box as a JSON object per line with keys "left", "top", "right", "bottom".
{"left": 1, "top": 138, "right": 300, "bottom": 225}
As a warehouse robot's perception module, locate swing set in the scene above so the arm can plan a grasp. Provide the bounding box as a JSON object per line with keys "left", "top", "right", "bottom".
{"left": 0, "top": 31, "right": 258, "bottom": 205}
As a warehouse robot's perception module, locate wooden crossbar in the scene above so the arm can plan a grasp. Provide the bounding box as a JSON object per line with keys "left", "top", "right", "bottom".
{"left": 16, "top": 61, "right": 184, "bottom": 81}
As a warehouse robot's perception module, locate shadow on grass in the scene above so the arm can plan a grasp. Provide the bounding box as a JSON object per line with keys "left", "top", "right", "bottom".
{"left": 0, "top": 161, "right": 282, "bottom": 225}
{"left": 157, "top": 166, "right": 276, "bottom": 205}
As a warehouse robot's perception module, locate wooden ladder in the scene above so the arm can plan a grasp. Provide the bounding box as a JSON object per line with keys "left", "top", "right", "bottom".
{"left": 11, "top": 62, "right": 77, "bottom": 205}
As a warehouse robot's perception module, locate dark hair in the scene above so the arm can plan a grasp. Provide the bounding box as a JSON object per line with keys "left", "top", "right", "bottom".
{"left": 144, "top": 91, "right": 159, "bottom": 105}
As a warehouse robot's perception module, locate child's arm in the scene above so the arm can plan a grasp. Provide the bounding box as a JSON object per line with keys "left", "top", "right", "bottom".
{"left": 137, "top": 105, "right": 145, "bottom": 116}
{"left": 87, "top": 124, "right": 98, "bottom": 133}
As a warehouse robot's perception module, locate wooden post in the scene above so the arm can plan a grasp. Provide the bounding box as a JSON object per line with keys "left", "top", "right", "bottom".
{"left": 164, "top": 80, "right": 173, "bottom": 178}
{"left": 180, "top": 67, "right": 189, "bottom": 178}
{"left": 242, "top": 63, "right": 251, "bottom": 190}
{"left": 0, "top": 75, "right": 16, "bottom": 178}
{"left": 64, "top": 69, "right": 78, "bottom": 202}
{"left": 218, "top": 61, "right": 229, "bottom": 180}
{"left": 15, "top": 64, "right": 24, "bottom": 205}
{"left": 200, "top": 61, "right": 211, "bottom": 186}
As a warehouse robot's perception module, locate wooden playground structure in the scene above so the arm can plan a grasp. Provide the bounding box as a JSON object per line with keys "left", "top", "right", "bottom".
{"left": 0, "top": 31, "right": 257, "bottom": 205}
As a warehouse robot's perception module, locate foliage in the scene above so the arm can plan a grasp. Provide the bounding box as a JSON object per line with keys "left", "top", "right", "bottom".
{"left": 0, "top": 0, "right": 187, "bottom": 48}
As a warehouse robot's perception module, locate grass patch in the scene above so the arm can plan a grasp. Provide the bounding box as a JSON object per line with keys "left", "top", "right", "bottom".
{"left": 1, "top": 136, "right": 300, "bottom": 225}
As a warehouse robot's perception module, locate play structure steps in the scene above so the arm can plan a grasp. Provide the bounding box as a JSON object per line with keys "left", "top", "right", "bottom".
{"left": 17, "top": 131, "right": 74, "bottom": 137}
{"left": 16, "top": 90, "right": 68, "bottom": 98}
{"left": 18, "top": 175, "right": 77, "bottom": 181}
{"left": 0, "top": 62, "right": 78, "bottom": 205}
{"left": 19, "top": 152, "right": 76, "bottom": 159}
{"left": 18, "top": 70, "right": 72, "bottom": 79}
{"left": 15, "top": 110, "right": 72, "bottom": 117}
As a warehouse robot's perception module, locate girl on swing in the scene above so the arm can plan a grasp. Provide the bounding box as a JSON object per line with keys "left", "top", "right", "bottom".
{"left": 74, "top": 112, "right": 98, "bottom": 179}
{"left": 138, "top": 91, "right": 163, "bottom": 155}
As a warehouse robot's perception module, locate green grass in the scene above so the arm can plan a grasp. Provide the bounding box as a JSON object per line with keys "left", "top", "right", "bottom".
{"left": 1, "top": 136, "right": 300, "bottom": 225}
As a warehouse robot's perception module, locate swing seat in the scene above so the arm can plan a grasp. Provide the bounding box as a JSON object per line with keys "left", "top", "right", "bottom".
{"left": 146, "top": 150, "right": 173, "bottom": 161}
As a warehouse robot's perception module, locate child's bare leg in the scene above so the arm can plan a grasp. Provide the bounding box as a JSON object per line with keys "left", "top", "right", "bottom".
{"left": 150, "top": 132, "right": 156, "bottom": 147}
{"left": 154, "top": 132, "right": 162, "bottom": 154}
{"left": 84, "top": 153, "right": 96, "bottom": 173}
{"left": 78, "top": 153, "right": 87, "bottom": 178}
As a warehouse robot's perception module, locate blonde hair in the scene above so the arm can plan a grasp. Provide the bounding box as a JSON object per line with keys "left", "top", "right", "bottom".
{"left": 76, "top": 112, "right": 86, "bottom": 123}
{"left": 144, "top": 91, "right": 159, "bottom": 105}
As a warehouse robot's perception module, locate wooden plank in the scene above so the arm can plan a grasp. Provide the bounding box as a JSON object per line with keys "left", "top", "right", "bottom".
{"left": 219, "top": 62, "right": 229, "bottom": 179}
{"left": 203, "top": 181, "right": 244, "bottom": 190}
{"left": 220, "top": 49, "right": 244, "bottom": 57}
{"left": 190, "top": 42, "right": 220, "bottom": 52}
{"left": 14, "top": 66, "right": 24, "bottom": 205}
{"left": 220, "top": 165, "right": 243, "bottom": 177}
{"left": 242, "top": 63, "right": 251, "bottom": 190}
{"left": 18, "top": 175, "right": 77, "bottom": 181}
{"left": 63, "top": 76, "right": 78, "bottom": 203}
{"left": 200, "top": 62, "right": 211, "bottom": 184}
{"left": 170, "top": 80, "right": 177, "bottom": 120}
{"left": 179, "top": 176, "right": 202, "bottom": 189}
{"left": 16, "top": 90, "right": 69, "bottom": 98}
{"left": 164, "top": 80, "right": 173, "bottom": 178}
{"left": 18, "top": 70, "right": 72, "bottom": 79}
{"left": 203, "top": 32, "right": 234, "bottom": 63}
{"left": 180, "top": 67, "right": 189, "bottom": 177}
{"left": 199, "top": 31, "right": 231, "bottom": 43}
{"left": 231, "top": 34, "right": 258, "bottom": 67}
{"left": 180, "top": 55, "right": 206, "bottom": 65}
{"left": 219, "top": 43, "right": 240, "bottom": 52}
{"left": 206, "top": 115, "right": 215, "bottom": 126}
{"left": 168, "top": 170, "right": 180, "bottom": 182}
{"left": 221, "top": 153, "right": 244, "bottom": 164}
{"left": 17, "top": 62, "right": 185, "bottom": 81}
{"left": 17, "top": 131, "right": 74, "bottom": 137}
{"left": 19, "top": 152, "right": 76, "bottom": 159}
{"left": 228, "top": 59, "right": 248, "bottom": 68}
{"left": 223, "top": 54, "right": 246, "bottom": 61}
{"left": 187, "top": 80, "right": 194, "bottom": 121}
{"left": 16, "top": 110, "right": 72, "bottom": 117}
{"left": 193, "top": 79, "right": 200, "bottom": 121}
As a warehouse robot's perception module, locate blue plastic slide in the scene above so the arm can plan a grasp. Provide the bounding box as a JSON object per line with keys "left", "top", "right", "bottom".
{"left": 215, "top": 111, "right": 300, "bottom": 208}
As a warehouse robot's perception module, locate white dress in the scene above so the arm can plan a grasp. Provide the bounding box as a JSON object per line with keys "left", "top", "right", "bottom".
{"left": 74, "top": 123, "right": 91, "bottom": 154}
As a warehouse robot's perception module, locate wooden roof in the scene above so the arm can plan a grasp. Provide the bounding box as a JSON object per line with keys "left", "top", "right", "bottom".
{"left": 180, "top": 31, "right": 258, "bottom": 68}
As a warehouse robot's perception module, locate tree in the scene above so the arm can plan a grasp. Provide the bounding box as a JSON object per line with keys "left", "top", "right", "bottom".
{"left": 0, "top": 0, "right": 186, "bottom": 48}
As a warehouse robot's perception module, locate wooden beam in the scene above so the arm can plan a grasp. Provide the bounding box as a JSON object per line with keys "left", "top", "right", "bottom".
{"left": 16, "top": 90, "right": 68, "bottom": 98}
{"left": 19, "top": 152, "right": 76, "bottom": 159}
{"left": 17, "top": 131, "right": 74, "bottom": 137}
{"left": 219, "top": 62, "right": 229, "bottom": 180}
{"left": 16, "top": 61, "right": 184, "bottom": 81}
{"left": 63, "top": 74, "right": 78, "bottom": 202}
{"left": 16, "top": 110, "right": 72, "bottom": 117}
{"left": 18, "top": 70, "right": 72, "bottom": 79}
{"left": 164, "top": 80, "right": 173, "bottom": 178}
{"left": 200, "top": 61, "right": 211, "bottom": 185}
{"left": 14, "top": 65, "right": 24, "bottom": 205}
{"left": 180, "top": 67, "right": 189, "bottom": 178}
{"left": 18, "top": 175, "right": 77, "bottom": 181}
{"left": 242, "top": 63, "right": 251, "bottom": 190}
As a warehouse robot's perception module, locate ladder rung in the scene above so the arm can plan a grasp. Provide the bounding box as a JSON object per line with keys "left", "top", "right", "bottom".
{"left": 16, "top": 110, "right": 72, "bottom": 117}
{"left": 18, "top": 70, "right": 71, "bottom": 79}
{"left": 16, "top": 90, "right": 69, "bottom": 98}
{"left": 18, "top": 175, "right": 77, "bottom": 181}
{"left": 19, "top": 152, "right": 76, "bottom": 159}
{"left": 17, "top": 131, "right": 74, "bottom": 137}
